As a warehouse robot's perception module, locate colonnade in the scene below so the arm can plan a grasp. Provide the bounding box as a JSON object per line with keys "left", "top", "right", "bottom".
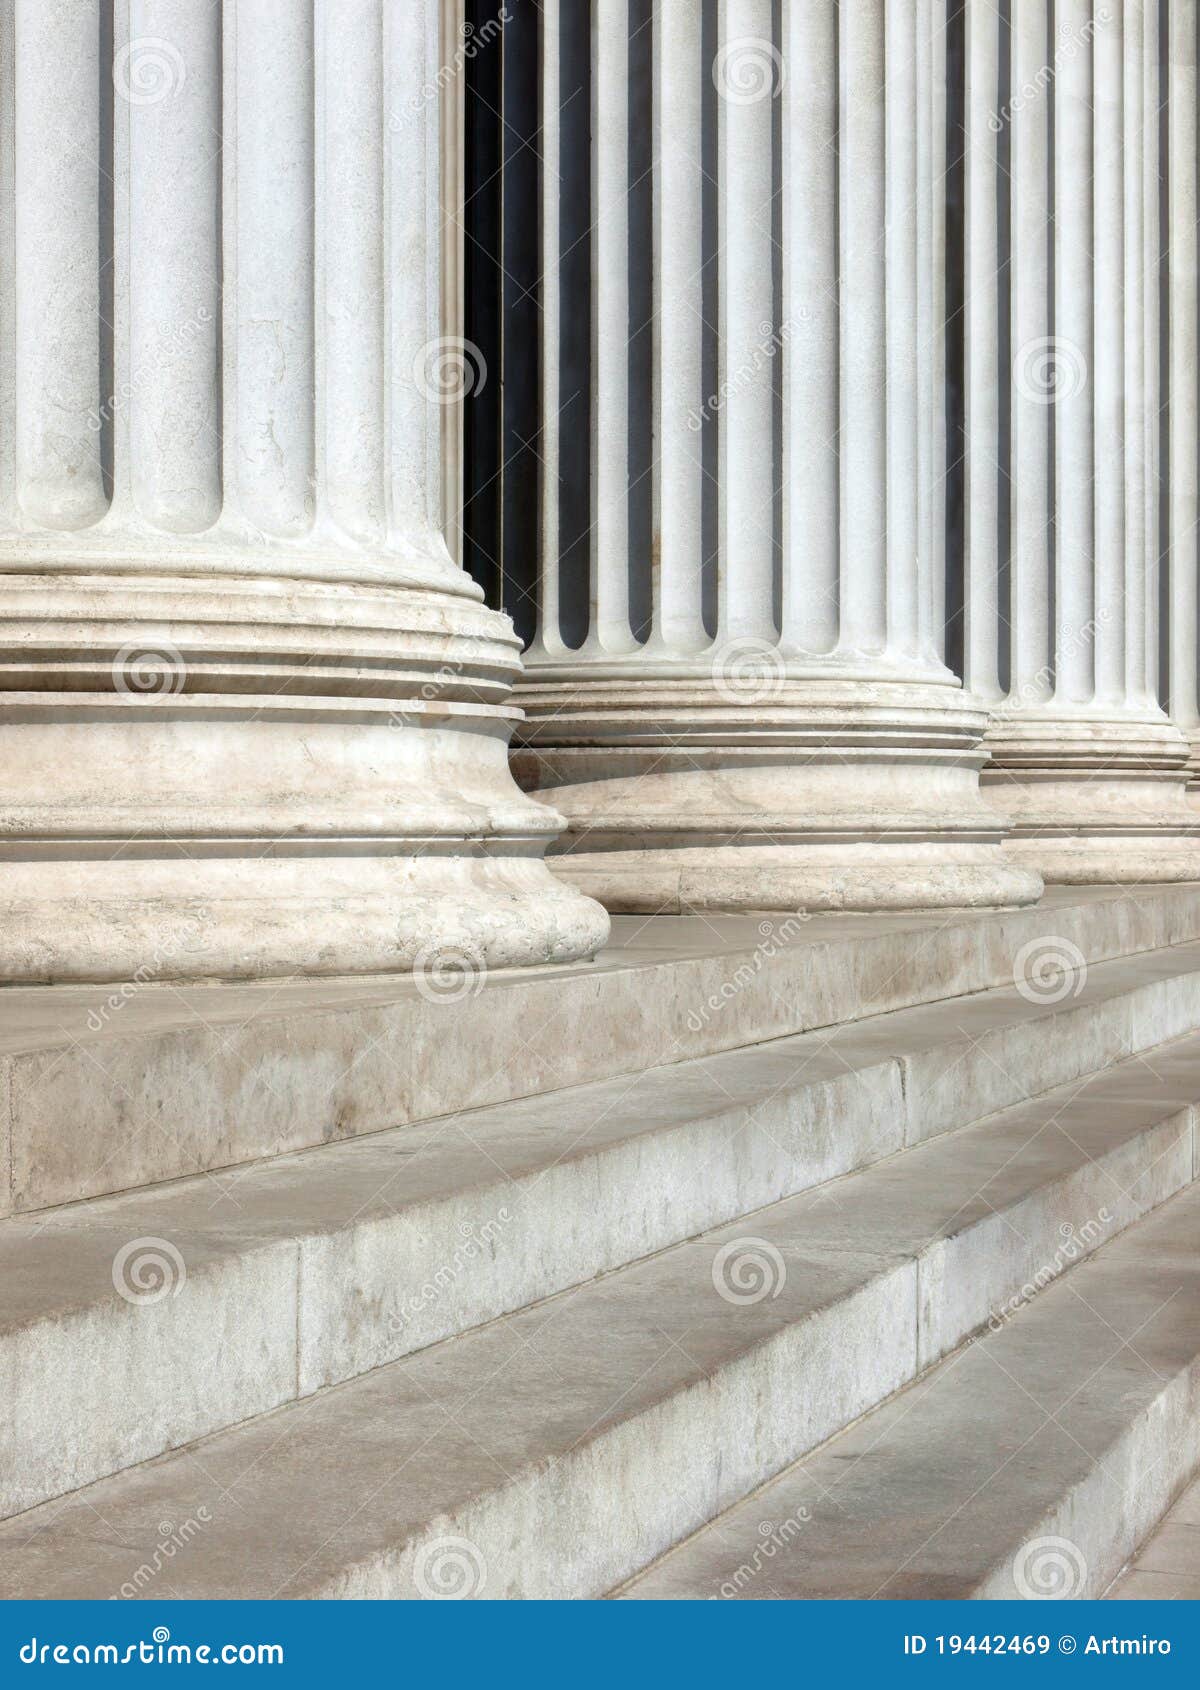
{"left": 516, "top": 0, "right": 1200, "bottom": 909}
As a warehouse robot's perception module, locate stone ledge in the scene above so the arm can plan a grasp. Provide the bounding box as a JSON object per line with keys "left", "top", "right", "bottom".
{"left": 3, "top": 885, "right": 1200, "bottom": 1212}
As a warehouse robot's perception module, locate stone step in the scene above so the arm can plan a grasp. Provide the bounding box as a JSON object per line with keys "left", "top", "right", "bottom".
{"left": 5, "top": 885, "right": 1200, "bottom": 1213}
{"left": 5, "top": 941, "right": 1200, "bottom": 1521}
{"left": 0, "top": 1039, "right": 1193, "bottom": 1598}
{"left": 619, "top": 1179, "right": 1200, "bottom": 1601}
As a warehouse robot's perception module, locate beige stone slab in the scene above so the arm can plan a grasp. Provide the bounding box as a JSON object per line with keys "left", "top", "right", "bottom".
{"left": 0, "top": 1231, "right": 914, "bottom": 1599}
{"left": 1128, "top": 1521, "right": 1200, "bottom": 1577}
{"left": 0, "top": 1028, "right": 1196, "bottom": 1587}
{"left": 622, "top": 1182, "right": 1200, "bottom": 1599}
{"left": 4, "top": 887, "right": 1200, "bottom": 1212}
{"left": 1168, "top": 1479, "right": 1200, "bottom": 1526}
{"left": 1, "top": 959, "right": 1198, "bottom": 1518}
{"left": 1109, "top": 1570, "right": 1200, "bottom": 1600}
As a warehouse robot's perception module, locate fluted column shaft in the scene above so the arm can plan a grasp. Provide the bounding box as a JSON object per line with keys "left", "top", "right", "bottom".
{"left": 963, "top": 0, "right": 1197, "bottom": 881}
{"left": 0, "top": 0, "right": 607, "bottom": 981}
{"left": 1169, "top": 0, "right": 1200, "bottom": 791}
{"left": 516, "top": 2, "right": 1039, "bottom": 914}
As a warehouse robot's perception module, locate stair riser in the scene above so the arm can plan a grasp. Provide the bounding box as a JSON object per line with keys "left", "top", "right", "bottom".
{"left": 902, "top": 974, "right": 1200, "bottom": 1145}
{"left": 0, "top": 1243, "right": 299, "bottom": 1521}
{"left": 311, "top": 1268, "right": 918, "bottom": 1599}
{"left": 974, "top": 1361, "right": 1200, "bottom": 1599}
{"left": 2, "top": 1056, "right": 1196, "bottom": 1526}
{"left": 917, "top": 1110, "right": 1194, "bottom": 1369}
{"left": 313, "top": 1113, "right": 1196, "bottom": 1597}
{"left": 8, "top": 890, "right": 1200, "bottom": 1213}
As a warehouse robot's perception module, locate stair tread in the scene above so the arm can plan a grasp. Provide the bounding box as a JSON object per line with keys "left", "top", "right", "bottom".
{"left": 0, "top": 1025, "right": 1194, "bottom": 1598}
{"left": 620, "top": 1180, "right": 1200, "bottom": 1600}
{"left": 10, "top": 888, "right": 1200, "bottom": 1216}
{"left": 5, "top": 935, "right": 1200, "bottom": 1337}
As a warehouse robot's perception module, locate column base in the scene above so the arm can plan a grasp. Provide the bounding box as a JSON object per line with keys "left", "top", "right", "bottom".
{"left": 514, "top": 674, "right": 1044, "bottom": 914}
{"left": 0, "top": 853, "right": 608, "bottom": 985}
{"left": 536, "top": 845, "right": 1040, "bottom": 916}
{"left": 0, "top": 570, "right": 610, "bottom": 983}
{"left": 983, "top": 712, "right": 1200, "bottom": 884}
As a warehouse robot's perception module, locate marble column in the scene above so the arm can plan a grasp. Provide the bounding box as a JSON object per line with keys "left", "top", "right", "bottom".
{"left": 1169, "top": 0, "right": 1200, "bottom": 794}
{"left": 0, "top": 0, "right": 607, "bottom": 982}
{"left": 515, "top": 0, "right": 1040, "bottom": 914}
{"left": 966, "top": 0, "right": 1198, "bottom": 880}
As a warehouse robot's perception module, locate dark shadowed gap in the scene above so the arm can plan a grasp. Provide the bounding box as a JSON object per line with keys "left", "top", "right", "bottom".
{"left": 944, "top": 0, "right": 966, "bottom": 681}
{"left": 463, "top": 0, "right": 503, "bottom": 610}
{"left": 996, "top": 0, "right": 1013, "bottom": 694}
{"left": 556, "top": 1, "right": 592, "bottom": 647}
{"left": 1158, "top": 0, "right": 1172, "bottom": 709}
{"left": 99, "top": 1, "right": 114, "bottom": 503}
{"left": 500, "top": 0, "right": 540, "bottom": 646}
{"left": 628, "top": 0, "right": 653, "bottom": 641}
{"left": 700, "top": 0, "right": 719, "bottom": 637}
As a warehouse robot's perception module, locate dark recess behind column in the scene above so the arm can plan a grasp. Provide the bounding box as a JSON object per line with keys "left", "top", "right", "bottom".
{"left": 556, "top": 3, "right": 592, "bottom": 647}
{"left": 944, "top": 0, "right": 966, "bottom": 682}
{"left": 500, "top": 0, "right": 541, "bottom": 645}
{"left": 463, "top": 0, "right": 504, "bottom": 612}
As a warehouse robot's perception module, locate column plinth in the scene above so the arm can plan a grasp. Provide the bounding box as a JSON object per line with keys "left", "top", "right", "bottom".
{"left": 982, "top": 713, "right": 1198, "bottom": 883}
{"left": 0, "top": 2, "right": 607, "bottom": 982}
{"left": 516, "top": 667, "right": 1038, "bottom": 913}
